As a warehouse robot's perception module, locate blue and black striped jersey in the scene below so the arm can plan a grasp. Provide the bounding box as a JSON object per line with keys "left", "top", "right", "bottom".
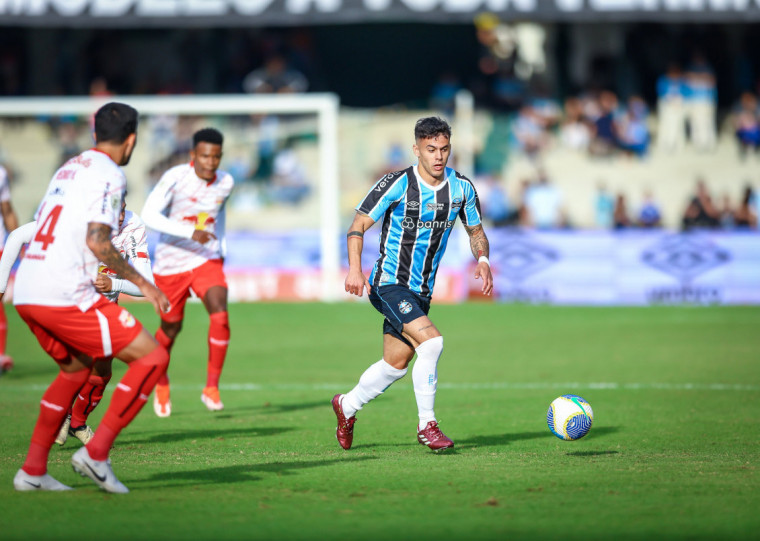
{"left": 357, "top": 164, "right": 482, "bottom": 298}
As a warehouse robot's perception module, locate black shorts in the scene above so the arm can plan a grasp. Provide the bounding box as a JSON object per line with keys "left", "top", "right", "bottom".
{"left": 369, "top": 284, "right": 431, "bottom": 347}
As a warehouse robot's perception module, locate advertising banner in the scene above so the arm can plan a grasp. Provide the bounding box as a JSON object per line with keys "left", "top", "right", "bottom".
{"left": 2, "top": 0, "right": 759, "bottom": 26}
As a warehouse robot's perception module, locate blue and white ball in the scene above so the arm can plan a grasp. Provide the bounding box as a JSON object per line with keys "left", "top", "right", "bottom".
{"left": 547, "top": 395, "right": 594, "bottom": 440}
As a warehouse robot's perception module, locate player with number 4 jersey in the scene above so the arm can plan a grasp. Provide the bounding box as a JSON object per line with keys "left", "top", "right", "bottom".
{"left": 141, "top": 128, "right": 234, "bottom": 417}
{"left": 0, "top": 199, "right": 156, "bottom": 447}
{"left": 7, "top": 103, "right": 170, "bottom": 494}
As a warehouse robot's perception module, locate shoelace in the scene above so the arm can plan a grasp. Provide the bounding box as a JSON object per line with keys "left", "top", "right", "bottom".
{"left": 425, "top": 422, "right": 444, "bottom": 440}
{"left": 340, "top": 416, "right": 356, "bottom": 432}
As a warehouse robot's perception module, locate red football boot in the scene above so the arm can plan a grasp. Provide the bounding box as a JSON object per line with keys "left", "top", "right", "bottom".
{"left": 417, "top": 421, "right": 454, "bottom": 452}
{"left": 332, "top": 394, "right": 356, "bottom": 450}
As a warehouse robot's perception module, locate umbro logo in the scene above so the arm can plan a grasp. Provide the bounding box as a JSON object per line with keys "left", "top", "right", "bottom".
{"left": 406, "top": 201, "right": 419, "bottom": 208}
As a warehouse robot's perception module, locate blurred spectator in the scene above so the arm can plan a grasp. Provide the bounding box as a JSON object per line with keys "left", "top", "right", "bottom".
{"left": 612, "top": 193, "right": 631, "bottom": 229}
{"left": 559, "top": 97, "right": 592, "bottom": 151}
{"left": 594, "top": 182, "right": 614, "bottom": 229}
{"left": 512, "top": 105, "right": 549, "bottom": 162}
{"left": 375, "top": 143, "right": 407, "bottom": 178}
{"left": 616, "top": 96, "right": 650, "bottom": 158}
{"left": 682, "top": 179, "right": 720, "bottom": 229}
{"left": 733, "top": 92, "right": 760, "bottom": 159}
{"left": 57, "top": 121, "right": 83, "bottom": 165}
{"left": 244, "top": 54, "right": 309, "bottom": 186}
{"left": 656, "top": 63, "right": 686, "bottom": 151}
{"left": 429, "top": 71, "right": 463, "bottom": 117}
{"left": 243, "top": 54, "right": 308, "bottom": 94}
{"left": 491, "top": 66, "right": 527, "bottom": 112}
{"left": 588, "top": 91, "right": 619, "bottom": 157}
{"left": 478, "top": 174, "right": 514, "bottom": 227}
{"left": 637, "top": 190, "right": 662, "bottom": 228}
{"left": 734, "top": 186, "right": 758, "bottom": 228}
{"left": 523, "top": 170, "right": 565, "bottom": 229}
{"left": 718, "top": 193, "right": 735, "bottom": 229}
{"left": 268, "top": 137, "right": 311, "bottom": 205}
{"left": 89, "top": 76, "right": 113, "bottom": 97}
{"left": 683, "top": 54, "right": 717, "bottom": 151}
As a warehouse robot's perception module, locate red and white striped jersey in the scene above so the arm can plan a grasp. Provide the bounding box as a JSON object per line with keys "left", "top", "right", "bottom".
{"left": 142, "top": 162, "right": 233, "bottom": 276}
{"left": 99, "top": 210, "right": 152, "bottom": 302}
{"left": 0, "top": 165, "right": 11, "bottom": 248}
{"left": 13, "top": 149, "right": 125, "bottom": 311}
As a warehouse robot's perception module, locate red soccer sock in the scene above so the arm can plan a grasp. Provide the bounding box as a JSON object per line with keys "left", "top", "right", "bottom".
{"left": 155, "top": 327, "right": 174, "bottom": 387}
{"left": 71, "top": 373, "right": 112, "bottom": 427}
{"left": 86, "top": 346, "right": 169, "bottom": 461}
{"left": 0, "top": 302, "right": 7, "bottom": 355}
{"left": 22, "top": 368, "right": 90, "bottom": 476}
{"left": 206, "top": 311, "right": 230, "bottom": 388}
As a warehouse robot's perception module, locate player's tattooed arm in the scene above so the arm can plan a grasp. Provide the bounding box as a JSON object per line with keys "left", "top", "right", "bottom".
{"left": 86, "top": 223, "right": 148, "bottom": 288}
{"left": 463, "top": 223, "right": 490, "bottom": 260}
{"left": 464, "top": 223, "right": 493, "bottom": 296}
{"left": 345, "top": 212, "right": 375, "bottom": 297}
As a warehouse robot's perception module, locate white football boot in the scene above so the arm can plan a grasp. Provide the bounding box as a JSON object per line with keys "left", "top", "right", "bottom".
{"left": 71, "top": 447, "right": 129, "bottom": 494}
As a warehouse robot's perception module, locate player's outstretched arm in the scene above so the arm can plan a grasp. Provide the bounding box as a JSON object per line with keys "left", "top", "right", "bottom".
{"left": 0, "top": 200, "right": 19, "bottom": 235}
{"left": 345, "top": 212, "right": 375, "bottom": 297}
{"left": 0, "top": 221, "right": 35, "bottom": 298}
{"left": 464, "top": 223, "right": 493, "bottom": 296}
{"left": 86, "top": 222, "right": 170, "bottom": 314}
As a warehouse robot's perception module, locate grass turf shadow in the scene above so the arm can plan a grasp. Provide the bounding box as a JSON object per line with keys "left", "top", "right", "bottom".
{"left": 456, "top": 425, "right": 621, "bottom": 449}
{"left": 118, "top": 426, "right": 294, "bottom": 445}
{"left": 131, "top": 455, "right": 379, "bottom": 487}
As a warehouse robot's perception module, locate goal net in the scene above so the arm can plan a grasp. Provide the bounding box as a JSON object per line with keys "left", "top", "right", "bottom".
{"left": 0, "top": 93, "right": 341, "bottom": 301}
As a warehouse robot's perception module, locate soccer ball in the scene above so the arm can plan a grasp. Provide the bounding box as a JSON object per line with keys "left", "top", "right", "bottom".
{"left": 547, "top": 394, "right": 594, "bottom": 440}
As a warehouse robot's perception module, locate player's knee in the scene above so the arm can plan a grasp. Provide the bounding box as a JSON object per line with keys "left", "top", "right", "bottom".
{"left": 144, "top": 345, "right": 170, "bottom": 371}
{"left": 209, "top": 311, "right": 229, "bottom": 330}
{"left": 162, "top": 320, "right": 183, "bottom": 339}
{"left": 417, "top": 335, "right": 444, "bottom": 358}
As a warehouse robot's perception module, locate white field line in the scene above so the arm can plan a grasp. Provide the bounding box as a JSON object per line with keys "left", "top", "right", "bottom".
{"left": 2, "top": 382, "right": 760, "bottom": 392}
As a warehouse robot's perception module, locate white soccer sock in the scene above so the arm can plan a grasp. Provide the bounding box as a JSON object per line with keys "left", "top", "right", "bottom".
{"left": 342, "top": 359, "right": 407, "bottom": 418}
{"left": 413, "top": 336, "right": 444, "bottom": 430}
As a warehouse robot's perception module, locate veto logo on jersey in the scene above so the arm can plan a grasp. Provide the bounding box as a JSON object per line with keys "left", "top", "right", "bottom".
{"left": 182, "top": 212, "right": 216, "bottom": 230}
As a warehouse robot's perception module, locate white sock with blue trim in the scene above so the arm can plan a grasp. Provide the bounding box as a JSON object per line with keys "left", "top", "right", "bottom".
{"left": 413, "top": 336, "right": 443, "bottom": 430}
{"left": 342, "top": 359, "right": 407, "bottom": 419}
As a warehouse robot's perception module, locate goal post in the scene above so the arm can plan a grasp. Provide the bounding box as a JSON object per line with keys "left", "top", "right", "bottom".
{"left": 0, "top": 93, "right": 341, "bottom": 301}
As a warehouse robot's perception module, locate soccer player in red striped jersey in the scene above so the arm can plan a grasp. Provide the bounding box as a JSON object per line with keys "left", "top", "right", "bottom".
{"left": 141, "top": 128, "right": 234, "bottom": 417}
{"left": 0, "top": 197, "right": 156, "bottom": 448}
{"left": 6, "top": 102, "right": 170, "bottom": 493}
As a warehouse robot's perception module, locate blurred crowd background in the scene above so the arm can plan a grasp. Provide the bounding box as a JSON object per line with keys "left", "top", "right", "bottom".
{"left": 0, "top": 18, "right": 758, "bottom": 233}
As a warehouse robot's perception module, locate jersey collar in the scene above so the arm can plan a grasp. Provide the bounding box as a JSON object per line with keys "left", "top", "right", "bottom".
{"left": 413, "top": 164, "right": 449, "bottom": 192}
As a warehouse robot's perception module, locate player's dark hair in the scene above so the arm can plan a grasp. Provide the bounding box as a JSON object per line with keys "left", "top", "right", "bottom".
{"left": 94, "top": 102, "right": 138, "bottom": 144}
{"left": 193, "top": 128, "right": 224, "bottom": 147}
{"left": 414, "top": 117, "right": 451, "bottom": 141}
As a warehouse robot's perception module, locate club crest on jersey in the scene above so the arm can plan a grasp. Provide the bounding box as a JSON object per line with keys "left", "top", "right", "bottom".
{"left": 398, "top": 300, "right": 412, "bottom": 315}
{"left": 119, "top": 309, "right": 136, "bottom": 328}
{"left": 182, "top": 212, "right": 216, "bottom": 230}
{"left": 451, "top": 198, "right": 463, "bottom": 210}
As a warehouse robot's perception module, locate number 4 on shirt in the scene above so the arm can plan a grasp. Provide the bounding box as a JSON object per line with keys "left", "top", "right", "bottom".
{"left": 34, "top": 204, "right": 63, "bottom": 251}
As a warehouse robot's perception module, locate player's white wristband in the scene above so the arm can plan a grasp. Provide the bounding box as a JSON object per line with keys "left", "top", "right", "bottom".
{"left": 478, "top": 256, "right": 490, "bottom": 266}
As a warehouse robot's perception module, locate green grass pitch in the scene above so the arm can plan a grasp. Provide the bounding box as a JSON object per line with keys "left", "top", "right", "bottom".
{"left": 0, "top": 302, "right": 758, "bottom": 540}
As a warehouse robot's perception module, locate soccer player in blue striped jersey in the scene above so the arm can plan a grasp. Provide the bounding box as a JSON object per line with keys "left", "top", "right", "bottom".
{"left": 332, "top": 117, "right": 493, "bottom": 452}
